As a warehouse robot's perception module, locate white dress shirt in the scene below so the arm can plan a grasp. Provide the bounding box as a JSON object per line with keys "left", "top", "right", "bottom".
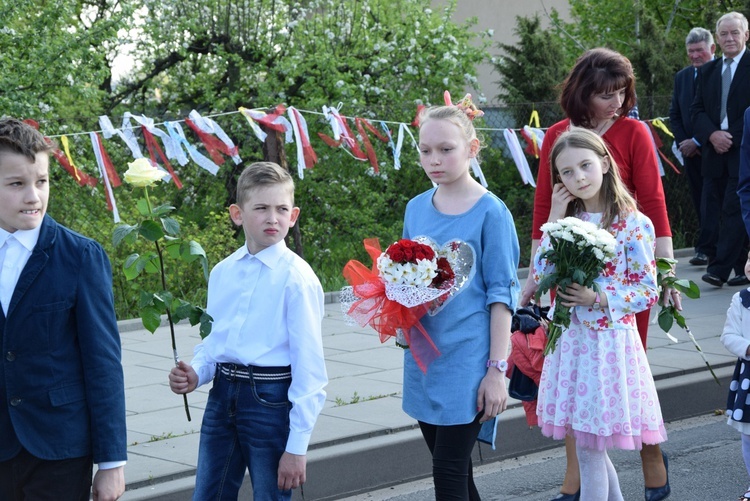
{"left": 0, "top": 226, "right": 40, "bottom": 316}
{"left": 721, "top": 47, "right": 746, "bottom": 130}
{"left": 191, "top": 239, "right": 327, "bottom": 455}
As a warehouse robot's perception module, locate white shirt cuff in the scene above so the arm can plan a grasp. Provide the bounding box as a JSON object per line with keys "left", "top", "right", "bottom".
{"left": 97, "top": 461, "right": 127, "bottom": 470}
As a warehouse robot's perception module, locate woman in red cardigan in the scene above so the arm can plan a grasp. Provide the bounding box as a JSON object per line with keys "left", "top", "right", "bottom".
{"left": 520, "top": 48, "right": 676, "bottom": 501}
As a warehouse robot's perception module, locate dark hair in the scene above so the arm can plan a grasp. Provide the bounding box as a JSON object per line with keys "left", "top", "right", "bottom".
{"left": 549, "top": 128, "right": 637, "bottom": 231}
{"left": 0, "top": 117, "right": 54, "bottom": 161}
{"left": 559, "top": 48, "right": 637, "bottom": 128}
{"left": 235, "top": 161, "right": 295, "bottom": 206}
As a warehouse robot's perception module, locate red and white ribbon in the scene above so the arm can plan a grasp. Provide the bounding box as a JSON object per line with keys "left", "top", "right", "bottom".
{"left": 187, "top": 110, "right": 242, "bottom": 164}
{"left": 90, "top": 132, "right": 121, "bottom": 222}
{"left": 503, "top": 129, "right": 536, "bottom": 187}
{"left": 287, "top": 106, "right": 318, "bottom": 178}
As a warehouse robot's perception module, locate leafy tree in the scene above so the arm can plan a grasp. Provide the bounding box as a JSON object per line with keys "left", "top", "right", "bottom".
{"left": 493, "top": 14, "right": 568, "bottom": 126}
{"left": 543, "top": 0, "right": 741, "bottom": 106}
{"left": 1, "top": 0, "right": 501, "bottom": 316}
{"left": 0, "top": 0, "right": 131, "bottom": 125}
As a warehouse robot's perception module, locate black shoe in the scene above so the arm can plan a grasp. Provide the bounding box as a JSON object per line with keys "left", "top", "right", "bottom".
{"left": 701, "top": 273, "right": 724, "bottom": 287}
{"left": 644, "top": 452, "right": 670, "bottom": 501}
{"left": 689, "top": 252, "right": 708, "bottom": 266}
{"left": 550, "top": 490, "right": 580, "bottom": 501}
{"left": 728, "top": 275, "right": 750, "bottom": 286}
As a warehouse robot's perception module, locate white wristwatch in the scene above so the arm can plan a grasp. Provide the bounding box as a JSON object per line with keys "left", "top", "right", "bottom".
{"left": 487, "top": 359, "right": 508, "bottom": 372}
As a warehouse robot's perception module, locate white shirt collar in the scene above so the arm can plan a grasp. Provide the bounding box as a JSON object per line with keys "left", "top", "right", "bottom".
{"left": 0, "top": 224, "right": 41, "bottom": 252}
{"left": 725, "top": 47, "right": 746, "bottom": 63}
{"left": 232, "top": 239, "right": 287, "bottom": 269}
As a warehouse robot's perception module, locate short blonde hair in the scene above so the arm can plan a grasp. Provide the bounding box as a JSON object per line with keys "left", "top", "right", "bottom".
{"left": 418, "top": 106, "right": 483, "bottom": 153}
{"left": 236, "top": 162, "right": 295, "bottom": 206}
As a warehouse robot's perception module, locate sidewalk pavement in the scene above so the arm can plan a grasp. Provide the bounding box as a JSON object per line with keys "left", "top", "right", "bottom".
{"left": 119, "top": 249, "right": 738, "bottom": 500}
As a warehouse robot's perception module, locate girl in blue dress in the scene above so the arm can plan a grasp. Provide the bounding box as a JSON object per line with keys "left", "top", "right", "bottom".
{"left": 402, "top": 99, "right": 520, "bottom": 500}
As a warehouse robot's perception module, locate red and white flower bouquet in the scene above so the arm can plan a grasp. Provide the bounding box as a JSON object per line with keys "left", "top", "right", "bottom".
{"left": 341, "top": 238, "right": 456, "bottom": 371}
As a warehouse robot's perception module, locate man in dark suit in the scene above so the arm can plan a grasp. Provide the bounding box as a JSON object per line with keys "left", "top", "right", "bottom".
{"left": 670, "top": 27, "right": 715, "bottom": 266}
{"left": 739, "top": 106, "right": 750, "bottom": 238}
{"left": 0, "top": 119, "right": 127, "bottom": 500}
{"left": 691, "top": 11, "right": 750, "bottom": 287}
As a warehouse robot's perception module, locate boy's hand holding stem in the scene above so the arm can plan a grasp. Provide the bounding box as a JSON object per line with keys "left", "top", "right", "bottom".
{"left": 169, "top": 360, "right": 198, "bottom": 394}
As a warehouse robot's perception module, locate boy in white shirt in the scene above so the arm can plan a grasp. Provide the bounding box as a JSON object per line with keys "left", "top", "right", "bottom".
{"left": 169, "top": 161, "right": 327, "bottom": 500}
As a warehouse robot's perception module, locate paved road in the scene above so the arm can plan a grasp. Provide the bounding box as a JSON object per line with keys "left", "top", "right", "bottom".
{"left": 339, "top": 412, "right": 745, "bottom": 501}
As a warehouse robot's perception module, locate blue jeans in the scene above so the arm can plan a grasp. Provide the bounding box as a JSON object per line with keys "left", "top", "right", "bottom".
{"left": 193, "top": 365, "right": 292, "bottom": 501}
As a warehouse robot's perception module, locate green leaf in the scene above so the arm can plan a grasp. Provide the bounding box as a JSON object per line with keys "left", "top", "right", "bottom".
{"left": 113, "top": 224, "right": 139, "bottom": 247}
{"left": 172, "top": 299, "right": 193, "bottom": 322}
{"left": 685, "top": 281, "right": 701, "bottom": 299}
{"left": 199, "top": 312, "right": 213, "bottom": 339}
{"left": 656, "top": 258, "right": 676, "bottom": 272}
{"left": 657, "top": 308, "right": 674, "bottom": 332}
{"left": 161, "top": 217, "right": 181, "bottom": 236}
{"left": 136, "top": 199, "right": 151, "bottom": 217}
{"left": 135, "top": 253, "right": 160, "bottom": 275}
{"left": 164, "top": 240, "right": 182, "bottom": 259}
{"left": 181, "top": 240, "right": 210, "bottom": 282}
{"left": 152, "top": 204, "right": 176, "bottom": 217}
{"left": 139, "top": 220, "right": 165, "bottom": 241}
{"left": 675, "top": 313, "right": 687, "bottom": 329}
{"left": 139, "top": 290, "right": 156, "bottom": 308}
{"left": 571, "top": 268, "right": 586, "bottom": 285}
{"left": 140, "top": 305, "right": 163, "bottom": 334}
{"left": 153, "top": 291, "right": 173, "bottom": 311}
{"left": 123, "top": 254, "right": 141, "bottom": 280}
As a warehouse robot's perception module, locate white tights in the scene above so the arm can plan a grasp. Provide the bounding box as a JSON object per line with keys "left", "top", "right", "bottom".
{"left": 575, "top": 444, "right": 624, "bottom": 501}
{"left": 742, "top": 433, "right": 750, "bottom": 494}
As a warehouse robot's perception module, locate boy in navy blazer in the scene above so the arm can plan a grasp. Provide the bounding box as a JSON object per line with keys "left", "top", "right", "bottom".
{"left": 0, "top": 118, "right": 127, "bottom": 500}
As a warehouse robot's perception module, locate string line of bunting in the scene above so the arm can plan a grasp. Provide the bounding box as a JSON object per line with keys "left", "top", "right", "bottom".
{"left": 28, "top": 105, "right": 681, "bottom": 223}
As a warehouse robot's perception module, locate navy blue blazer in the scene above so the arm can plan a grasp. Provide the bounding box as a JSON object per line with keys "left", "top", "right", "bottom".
{"left": 691, "top": 50, "right": 750, "bottom": 177}
{"left": 669, "top": 65, "right": 698, "bottom": 144}
{"left": 738, "top": 107, "right": 750, "bottom": 238}
{"left": 0, "top": 215, "right": 127, "bottom": 463}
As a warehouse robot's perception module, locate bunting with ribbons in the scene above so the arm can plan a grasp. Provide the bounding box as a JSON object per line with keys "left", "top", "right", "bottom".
{"left": 32, "top": 101, "right": 682, "bottom": 222}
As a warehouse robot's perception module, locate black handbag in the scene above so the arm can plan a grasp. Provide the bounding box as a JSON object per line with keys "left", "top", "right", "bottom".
{"left": 508, "top": 366, "right": 538, "bottom": 401}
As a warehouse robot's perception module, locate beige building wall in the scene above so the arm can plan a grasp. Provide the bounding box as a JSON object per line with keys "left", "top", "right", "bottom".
{"left": 434, "top": 0, "right": 571, "bottom": 104}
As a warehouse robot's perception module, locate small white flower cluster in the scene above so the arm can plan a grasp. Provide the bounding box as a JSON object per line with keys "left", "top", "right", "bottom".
{"left": 377, "top": 254, "right": 437, "bottom": 287}
{"left": 540, "top": 216, "right": 617, "bottom": 260}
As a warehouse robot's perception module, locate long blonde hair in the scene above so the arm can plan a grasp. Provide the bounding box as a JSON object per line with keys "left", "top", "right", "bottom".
{"left": 549, "top": 128, "right": 637, "bottom": 230}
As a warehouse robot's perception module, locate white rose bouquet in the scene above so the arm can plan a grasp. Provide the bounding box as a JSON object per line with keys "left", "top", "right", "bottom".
{"left": 535, "top": 217, "right": 617, "bottom": 355}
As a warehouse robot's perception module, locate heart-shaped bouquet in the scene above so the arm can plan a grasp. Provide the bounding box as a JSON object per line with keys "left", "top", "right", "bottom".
{"left": 341, "top": 238, "right": 458, "bottom": 371}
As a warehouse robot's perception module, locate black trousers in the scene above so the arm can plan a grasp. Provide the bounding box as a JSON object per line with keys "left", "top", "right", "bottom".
{"left": 684, "top": 154, "right": 713, "bottom": 254}
{"left": 702, "top": 172, "right": 748, "bottom": 280}
{"left": 418, "top": 413, "right": 483, "bottom": 501}
{"left": 0, "top": 448, "right": 92, "bottom": 501}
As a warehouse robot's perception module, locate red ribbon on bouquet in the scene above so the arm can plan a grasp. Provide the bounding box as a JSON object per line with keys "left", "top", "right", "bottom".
{"left": 342, "top": 238, "right": 441, "bottom": 373}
